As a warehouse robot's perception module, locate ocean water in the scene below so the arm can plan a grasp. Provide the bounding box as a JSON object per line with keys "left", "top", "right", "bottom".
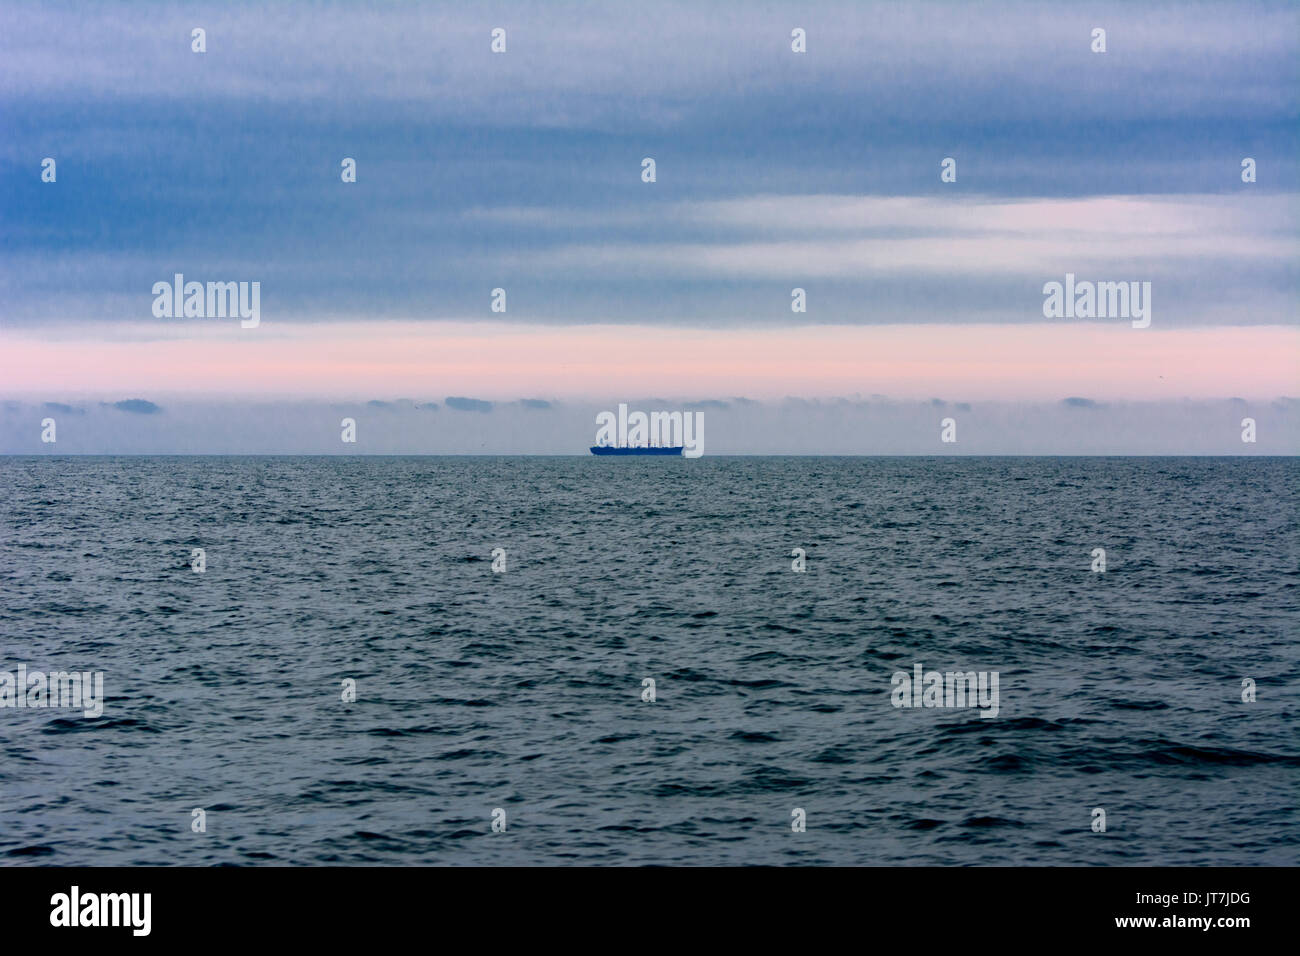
{"left": 0, "top": 456, "right": 1296, "bottom": 866}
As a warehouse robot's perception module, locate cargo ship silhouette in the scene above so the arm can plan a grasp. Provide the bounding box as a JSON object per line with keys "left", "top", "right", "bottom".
{"left": 591, "top": 404, "right": 700, "bottom": 456}
{"left": 590, "top": 442, "right": 683, "bottom": 456}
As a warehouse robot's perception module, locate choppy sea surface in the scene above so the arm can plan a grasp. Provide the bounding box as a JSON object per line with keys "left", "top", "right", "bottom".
{"left": 0, "top": 456, "right": 1296, "bottom": 866}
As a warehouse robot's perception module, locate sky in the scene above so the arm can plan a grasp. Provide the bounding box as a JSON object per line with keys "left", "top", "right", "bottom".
{"left": 1, "top": 0, "right": 1297, "bottom": 453}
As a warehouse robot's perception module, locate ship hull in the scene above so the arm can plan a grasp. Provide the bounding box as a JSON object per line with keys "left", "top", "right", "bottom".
{"left": 590, "top": 445, "right": 683, "bottom": 456}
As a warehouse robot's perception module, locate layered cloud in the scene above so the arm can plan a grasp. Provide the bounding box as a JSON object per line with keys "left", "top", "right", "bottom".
{"left": 1, "top": 0, "right": 1295, "bottom": 450}
{"left": 4, "top": 321, "right": 1297, "bottom": 400}
{"left": 2, "top": 0, "right": 1296, "bottom": 327}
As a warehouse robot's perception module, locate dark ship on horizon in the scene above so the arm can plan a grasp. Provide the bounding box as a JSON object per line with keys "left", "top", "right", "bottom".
{"left": 590, "top": 404, "right": 700, "bottom": 457}
{"left": 589, "top": 441, "right": 683, "bottom": 456}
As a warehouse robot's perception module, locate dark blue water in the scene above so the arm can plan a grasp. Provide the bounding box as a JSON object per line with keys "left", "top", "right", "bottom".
{"left": 1, "top": 457, "right": 1296, "bottom": 865}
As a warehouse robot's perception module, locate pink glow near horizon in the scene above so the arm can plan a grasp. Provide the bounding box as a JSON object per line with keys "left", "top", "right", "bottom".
{"left": 3, "top": 321, "right": 1296, "bottom": 401}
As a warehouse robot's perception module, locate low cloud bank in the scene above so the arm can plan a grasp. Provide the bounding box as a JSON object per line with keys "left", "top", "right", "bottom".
{"left": 3, "top": 396, "right": 1296, "bottom": 455}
